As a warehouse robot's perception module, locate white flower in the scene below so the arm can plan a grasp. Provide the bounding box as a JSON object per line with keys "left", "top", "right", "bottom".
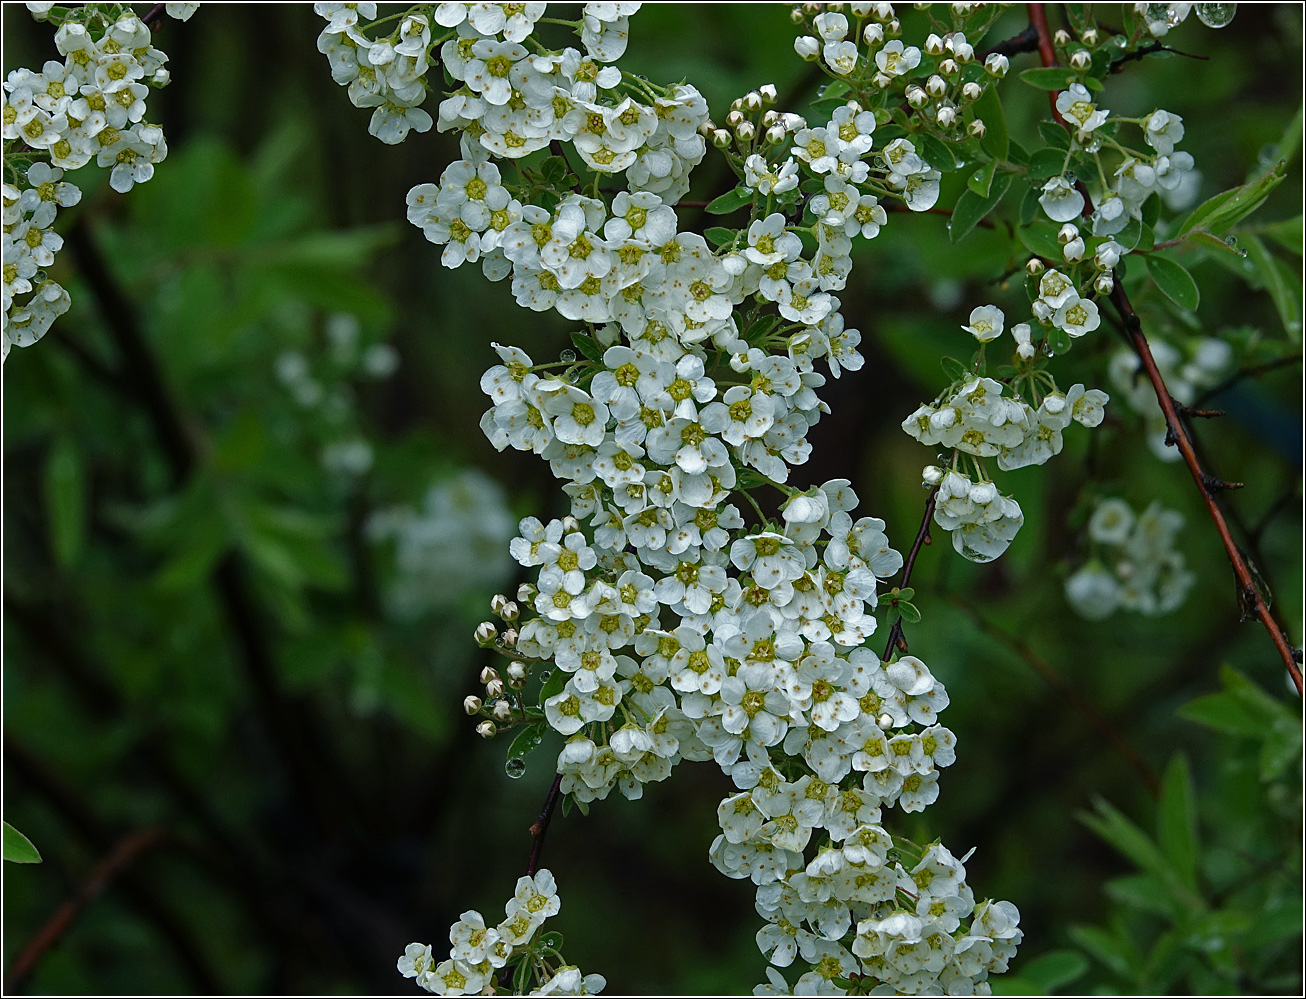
{"left": 1055, "top": 83, "right": 1108, "bottom": 133}
{"left": 1039, "top": 176, "right": 1085, "bottom": 223}
{"left": 961, "top": 304, "right": 1004, "bottom": 343}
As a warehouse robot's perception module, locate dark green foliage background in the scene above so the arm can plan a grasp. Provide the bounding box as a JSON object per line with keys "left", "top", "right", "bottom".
{"left": 2, "top": 4, "right": 1302, "bottom": 995}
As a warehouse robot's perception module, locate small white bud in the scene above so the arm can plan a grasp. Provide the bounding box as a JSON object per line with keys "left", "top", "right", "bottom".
{"left": 491, "top": 593, "right": 510, "bottom": 616}
{"left": 1057, "top": 223, "right": 1080, "bottom": 244}
{"left": 985, "top": 52, "right": 1009, "bottom": 77}
{"left": 761, "top": 109, "right": 779, "bottom": 127}
{"left": 939, "top": 57, "right": 958, "bottom": 77}
{"left": 712, "top": 128, "right": 732, "bottom": 148}
{"left": 698, "top": 119, "right": 716, "bottom": 138}
{"left": 475, "top": 720, "right": 497, "bottom": 739}
{"left": 726, "top": 109, "right": 744, "bottom": 128}
{"left": 872, "top": 71, "right": 893, "bottom": 89}
{"left": 736, "top": 120, "right": 755, "bottom": 141}
{"left": 501, "top": 628, "right": 519, "bottom": 649}
{"left": 759, "top": 83, "right": 778, "bottom": 104}
{"left": 475, "top": 621, "right": 498, "bottom": 647}
{"left": 951, "top": 39, "right": 974, "bottom": 62}
{"left": 463, "top": 695, "right": 483, "bottom": 715}
{"left": 961, "top": 81, "right": 982, "bottom": 102}
{"left": 791, "top": 6, "right": 806, "bottom": 23}
{"left": 506, "top": 663, "right": 527, "bottom": 685}
{"left": 905, "top": 84, "right": 928, "bottom": 108}
{"left": 794, "top": 35, "right": 821, "bottom": 60}
{"left": 1069, "top": 49, "right": 1091, "bottom": 70}
{"left": 968, "top": 118, "right": 986, "bottom": 138}
{"left": 926, "top": 74, "right": 947, "bottom": 98}
{"left": 485, "top": 676, "right": 505, "bottom": 698}
{"left": 878, "top": 712, "right": 895, "bottom": 729}
{"left": 1062, "top": 236, "right": 1085, "bottom": 263}
{"left": 1053, "top": 28, "right": 1070, "bottom": 46}
{"left": 1026, "top": 257, "right": 1046, "bottom": 276}
{"left": 872, "top": 2, "right": 894, "bottom": 23}
{"left": 501, "top": 601, "right": 519, "bottom": 623}
{"left": 492, "top": 699, "right": 513, "bottom": 720}
{"left": 862, "top": 22, "right": 884, "bottom": 45}
{"left": 1082, "top": 28, "right": 1099, "bottom": 45}
{"left": 562, "top": 515, "right": 581, "bottom": 534}
{"left": 850, "top": 2, "right": 874, "bottom": 16}
{"left": 766, "top": 124, "right": 787, "bottom": 144}
{"left": 925, "top": 32, "right": 945, "bottom": 55}
{"left": 517, "top": 582, "right": 537, "bottom": 604}
{"left": 922, "top": 464, "right": 944, "bottom": 485}
{"left": 1094, "top": 273, "right": 1114, "bottom": 295}
{"left": 479, "top": 666, "right": 498, "bottom": 685}
{"left": 936, "top": 105, "right": 957, "bottom": 128}
{"left": 887, "top": 17, "right": 900, "bottom": 35}
{"left": 743, "top": 90, "right": 763, "bottom": 111}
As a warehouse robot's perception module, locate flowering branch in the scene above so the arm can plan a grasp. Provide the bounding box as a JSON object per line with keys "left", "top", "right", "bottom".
{"left": 526, "top": 774, "right": 565, "bottom": 878}
{"left": 881, "top": 484, "right": 939, "bottom": 660}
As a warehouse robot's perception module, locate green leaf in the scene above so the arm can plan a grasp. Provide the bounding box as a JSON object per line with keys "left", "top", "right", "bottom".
{"left": 3, "top": 821, "right": 41, "bottom": 864}
{"left": 951, "top": 172, "right": 1013, "bottom": 244}
{"left": 1104, "top": 873, "right": 1180, "bottom": 919}
{"left": 1079, "top": 797, "right": 1174, "bottom": 883}
{"left": 706, "top": 186, "right": 754, "bottom": 215}
{"left": 972, "top": 83, "right": 1008, "bottom": 160}
{"left": 968, "top": 160, "right": 996, "bottom": 198}
{"left": 1177, "top": 160, "right": 1287, "bottom": 237}
{"left": 918, "top": 133, "right": 956, "bottom": 172}
{"left": 897, "top": 601, "right": 921, "bottom": 624}
{"left": 1187, "top": 230, "right": 1248, "bottom": 257}
{"left": 538, "top": 667, "right": 567, "bottom": 705}
{"left": 540, "top": 155, "right": 573, "bottom": 186}
{"left": 1243, "top": 234, "right": 1302, "bottom": 340}
{"left": 1020, "top": 950, "right": 1090, "bottom": 992}
{"left": 1259, "top": 715, "right": 1303, "bottom": 781}
{"left": 570, "top": 330, "right": 603, "bottom": 363}
{"left": 507, "top": 721, "right": 546, "bottom": 760}
{"left": 705, "top": 227, "right": 736, "bottom": 247}
{"left": 1145, "top": 255, "right": 1200, "bottom": 312}
{"left": 1068, "top": 924, "right": 1136, "bottom": 979}
{"left": 1157, "top": 753, "right": 1199, "bottom": 891}
{"left": 1037, "top": 121, "right": 1071, "bottom": 151}
{"left": 1019, "top": 67, "right": 1080, "bottom": 90}
{"left": 940, "top": 356, "right": 970, "bottom": 382}
{"left": 1046, "top": 325, "right": 1071, "bottom": 355}
{"left": 1019, "top": 220, "right": 1064, "bottom": 260}
{"left": 1027, "top": 148, "right": 1067, "bottom": 181}
{"left": 1259, "top": 215, "right": 1303, "bottom": 256}
{"left": 1178, "top": 691, "right": 1266, "bottom": 736}
{"left": 44, "top": 436, "right": 85, "bottom": 567}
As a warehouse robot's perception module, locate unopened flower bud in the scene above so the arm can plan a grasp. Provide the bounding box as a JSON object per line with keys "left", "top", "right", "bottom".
{"left": 862, "top": 22, "right": 884, "bottom": 45}
{"left": 904, "top": 84, "right": 926, "bottom": 107}
{"left": 712, "top": 128, "right": 732, "bottom": 148}
{"left": 475, "top": 720, "right": 497, "bottom": 739}
{"left": 475, "top": 621, "right": 498, "bottom": 647}
{"left": 736, "top": 120, "right": 755, "bottom": 141}
{"left": 872, "top": 71, "right": 892, "bottom": 89}
{"left": 967, "top": 118, "right": 987, "bottom": 138}
{"left": 951, "top": 39, "right": 974, "bottom": 62}
{"left": 925, "top": 74, "right": 946, "bottom": 98}
{"left": 925, "top": 32, "right": 945, "bottom": 55}
{"left": 726, "top": 109, "right": 744, "bottom": 128}
{"left": 887, "top": 17, "right": 900, "bottom": 35}
{"left": 922, "top": 464, "right": 944, "bottom": 485}
{"left": 1026, "top": 257, "right": 1046, "bottom": 276}
{"left": 850, "top": 1, "right": 874, "bottom": 15}
{"left": 1053, "top": 28, "right": 1070, "bottom": 45}
{"left": 1057, "top": 223, "right": 1080, "bottom": 244}
{"left": 985, "top": 52, "right": 1009, "bottom": 77}
{"left": 1062, "top": 236, "right": 1085, "bottom": 262}
{"left": 939, "top": 57, "right": 958, "bottom": 77}
{"left": 517, "top": 582, "right": 537, "bottom": 604}
{"left": 491, "top": 593, "right": 511, "bottom": 616}
{"left": 759, "top": 83, "right": 778, "bottom": 104}
{"left": 871, "top": 2, "right": 894, "bottom": 22}
{"left": 480, "top": 666, "right": 497, "bottom": 685}
{"left": 1082, "top": 27, "right": 1099, "bottom": 45}
{"left": 492, "top": 699, "right": 513, "bottom": 720}
{"left": 463, "top": 695, "right": 483, "bottom": 715}
{"left": 506, "top": 663, "right": 527, "bottom": 685}
{"left": 766, "top": 124, "right": 786, "bottom": 144}
{"left": 961, "top": 81, "right": 982, "bottom": 102}
{"left": 502, "top": 602, "right": 520, "bottom": 624}
{"left": 1069, "top": 49, "right": 1091, "bottom": 70}
{"left": 1094, "top": 273, "right": 1114, "bottom": 295}
{"left": 790, "top": 6, "right": 806, "bottom": 23}
{"left": 485, "top": 676, "right": 505, "bottom": 698}
{"left": 761, "top": 109, "right": 779, "bottom": 127}
{"left": 878, "top": 712, "right": 895, "bottom": 729}
{"left": 794, "top": 35, "right": 821, "bottom": 60}
{"left": 501, "top": 628, "right": 519, "bottom": 649}
{"left": 562, "top": 515, "right": 581, "bottom": 534}
{"left": 936, "top": 105, "right": 956, "bottom": 127}
{"left": 743, "top": 90, "right": 763, "bottom": 111}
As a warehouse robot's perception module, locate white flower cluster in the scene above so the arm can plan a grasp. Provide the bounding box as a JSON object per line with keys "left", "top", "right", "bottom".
{"left": 2, "top": 3, "right": 194, "bottom": 360}
{"left": 1065, "top": 498, "right": 1195, "bottom": 620}
{"left": 367, "top": 469, "right": 517, "bottom": 619}
{"left": 1109, "top": 336, "right": 1231, "bottom": 461}
{"left": 399, "top": 870, "right": 606, "bottom": 996}
{"left": 1039, "top": 84, "right": 1200, "bottom": 233}
{"left": 313, "top": 5, "right": 1028, "bottom": 993}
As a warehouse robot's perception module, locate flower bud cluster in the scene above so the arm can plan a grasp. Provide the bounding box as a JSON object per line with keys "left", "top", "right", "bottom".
{"left": 1065, "top": 498, "right": 1194, "bottom": 620}
{"left": 399, "top": 870, "right": 606, "bottom": 996}
{"left": 3, "top": 3, "right": 194, "bottom": 360}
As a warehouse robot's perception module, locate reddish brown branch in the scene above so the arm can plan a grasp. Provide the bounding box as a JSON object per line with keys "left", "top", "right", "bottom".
{"left": 1027, "top": 4, "right": 1069, "bottom": 126}
{"left": 883, "top": 484, "right": 940, "bottom": 661}
{"left": 526, "top": 773, "right": 565, "bottom": 877}
{"left": 1110, "top": 285, "right": 1302, "bottom": 693}
{"left": 4, "top": 829, "right": 166, "bottom": 992}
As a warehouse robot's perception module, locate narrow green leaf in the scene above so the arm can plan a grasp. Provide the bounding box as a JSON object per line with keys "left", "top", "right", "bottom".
{"left": 1187, "top": 230, "right": 1248, "bottom": 257}
{"left": 1177, "top": 691, "right": 1266, "bottom": 736}
{"left": 705, "top": 226, "right": 737, "bottom": 247}
{"left": 1177, "top": 160, "right": 1287, "bottom": 236}
{"left": 951, "top": 172, "right": 1012, "bottom": 244}
{"left": 706, "top": 186, "right": 754, "bottom": 215}
{"left": 1259, "top": 715, "right": 1303, "bottom": 781}
{"left": 1145, "top": 255, "right": 1200, "bottom": 312}
{"left": 44, "top": 436, "right": 85, "bottom": 567}
{"left": 919, "top": 133, "right": 956, "bottom": 172}
{"left": 570, "top": 331, "right": 603, "bottom": 363}
{"left": 1157, "top": 753, "right": 1199, "bottom": 891}
{"left": 1019, "top": 950, "right": 1090, "bottom": 992}
{"left": 1079, "top": 797, "right": 1173, "bottom": 881}
{"left": 940, "top": 356, "right": 970, "bottom": 382}
{"left": 1019, "top": 67, "right": 1079, "bottom": 90}
{"left": 538, "top": 667, "right": 567, "bottom": 705}
{"left": 1068, "top": 924, "right": 1135, "bottom": 979}
{"left": 1243, "top": 234, "right": 1302, "bottom": 340}
{"left": 973, "top": 83, "right": 1009, "bottom": 160}
{"left": 1259, "top": 215, "right": 1303, "bottom": 256}
{"left": 3, "top": 822, "right": 41, "bottom": 864}
{"left": 507, "top": 721, "right": 546, "bottom": 760}
{"left": 968, "top": 160, "right": 997, "bottom": 198}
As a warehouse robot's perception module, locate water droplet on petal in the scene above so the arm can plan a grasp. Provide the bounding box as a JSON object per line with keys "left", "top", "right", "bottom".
{"left": 1196, "top": 3, "right": 1236, "bottom": 28}
{"left": 505, "top": 757, "right": 527, "bottom": 779}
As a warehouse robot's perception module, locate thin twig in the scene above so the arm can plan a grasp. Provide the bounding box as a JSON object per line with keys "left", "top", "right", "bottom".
{"left": 946, "top": 594, "right": 1161, "bottom": 796}
{"left": 526, "top": 773, "right": 565, "bottom": 877}
{"left": 980, "top": 24, "right": 1040, "bottom": 59}
{"left": 882, "top": 484, "right": 940, "bottom": 661}
{"left": 4, "top": 829, "right": 167, "bottom": 993}
{"left": 1027, "top": 4, "right": 1068, "bottom": 127}
{"left": 1109, "top": 285, "right": 1302, "bottom": 692}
